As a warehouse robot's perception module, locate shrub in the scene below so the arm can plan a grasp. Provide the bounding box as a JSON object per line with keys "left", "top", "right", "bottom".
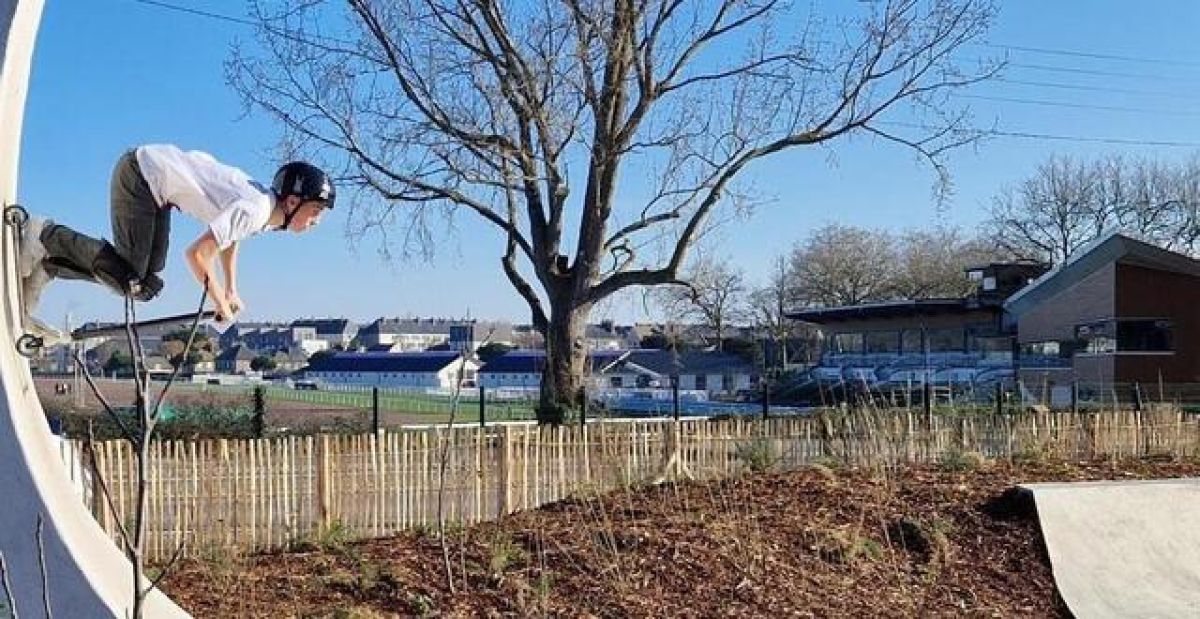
{"left": 736, "top": 437, "right": 780, "bottom": 473}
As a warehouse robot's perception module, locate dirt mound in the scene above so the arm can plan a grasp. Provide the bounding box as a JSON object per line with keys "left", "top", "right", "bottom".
{"left": 163, "top": 458, "right": 1200, "bottom": 617}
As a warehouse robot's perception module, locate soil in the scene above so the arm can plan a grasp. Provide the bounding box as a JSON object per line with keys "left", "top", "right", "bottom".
{"left": 34, "top": 377, "right": 441, "bottom": 431}
{"left": 160, "top": 457, "right": 1200, "bottom": 618}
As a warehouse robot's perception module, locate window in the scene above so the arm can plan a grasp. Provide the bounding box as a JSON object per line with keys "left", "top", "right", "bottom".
{"left": 901, "top": 330, "right": 923, "bottom": 353}
{"left": 610, "top": 376, "right": 623, "bottom": 388}
{"left": 722, "top": 374, "right": 734, "bottom": 391}
{"left": 695, "top": 374, "right": 708, "bottom": 390}
{"left": 1019, "top": 340, "right": 1075, "bottom": 368}
{"left": 1118, "top": 319, "right": 1173, "bottom": 352}
{"left": 864, "top": 330, "right": 899, "bottom": 353}
{"left": 926, "top": 329, "right": 964, "bottom": 353}
{"left": 832, "top": 333, "right": 864, "bottom": 354}
{"left": 1075, "top": 319, "right": 1173, "bottom": 353}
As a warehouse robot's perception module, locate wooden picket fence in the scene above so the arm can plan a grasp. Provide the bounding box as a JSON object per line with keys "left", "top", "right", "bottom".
{"left": 73, "top": 407, "right": 1200, "bottom": 562}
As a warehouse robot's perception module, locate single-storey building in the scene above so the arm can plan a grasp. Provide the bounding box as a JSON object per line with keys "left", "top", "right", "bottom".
{"left": 597, "top": 350, "right": 758, "bottom": 395}
{"left": 479, "top": 349, "right": 758, "bottom": 396}
{"left": 786, "top": 262, "right": 1047, "bottom": 387}
{"left": 304, "top": 351, "right": 479, "bottom": 389}
{"left": 477, "top": 350, "right": 627, "bottom": 390}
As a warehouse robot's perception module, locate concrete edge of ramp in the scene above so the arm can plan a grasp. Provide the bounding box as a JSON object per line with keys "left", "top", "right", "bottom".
{"left": 1, "top": 1, "right": 188, "bottom": 616}
{"left": 1020, "top": 478, "right": 1200, "bottom": 618}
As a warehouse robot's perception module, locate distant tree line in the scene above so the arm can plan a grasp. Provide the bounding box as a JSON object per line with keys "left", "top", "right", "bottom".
{"left": 984, "top": 154, "right": 1200, "bottom": 264}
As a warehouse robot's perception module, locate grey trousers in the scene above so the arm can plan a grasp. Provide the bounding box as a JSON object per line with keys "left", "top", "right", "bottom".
{"left": 40, "top": 149, "right": 171, "bottom": 281}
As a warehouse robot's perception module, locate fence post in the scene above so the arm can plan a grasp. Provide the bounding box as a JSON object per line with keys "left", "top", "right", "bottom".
{"left": 372, "top": 387, "right": 380, "bottom": 433}
{"left": 1133, "top": 382, "right": 1143, "bottom": 412}
{"left": 922, "top": 381, "right": 932, "bottom": 418}
{"left": 1070, "top": 381, "right": 1078, "bottom": 414}
{"left": 762, "top": 375, "right": 770, "bottom": 421}
{"left": 994, "top": 382, "right": 1002, "bottom": 416}
{"left": 316, "top": 434, "right": 331, "bottom": 531}
{"left": 498, "top": 425, "right": 512, "bottom": 516}
{"left": 580, "top": 386, "right": 588, "bottom": 426}
{"left": 479, "top": 384, "right": 487, "bottom": 427}
{"left": 672, "top": 377, "right": 681, "bottom": 421}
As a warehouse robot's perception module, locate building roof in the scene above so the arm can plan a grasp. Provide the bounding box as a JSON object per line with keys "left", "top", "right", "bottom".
{"left": 479, "top": 349, "right": 629, "bottom": 374}
{"left": 1004, "top": 232, "right": 1200, "bottom": 316}
{"left": 216, "top": 345, "right": 257, "bottom": 362}
{"left": 617, "top": 350, "right": 756, "bottom": 376}
{"left": 307, "top": 351, "right": 463, "bottom": 373}
{"left": 358, "top": 318, "right": 461, "bottom": 336}
{"left": 292, "top": 318, "right": 358, "bottom": 335}
{"left": 786, "top": 298, "right": 989, "bottom": 324}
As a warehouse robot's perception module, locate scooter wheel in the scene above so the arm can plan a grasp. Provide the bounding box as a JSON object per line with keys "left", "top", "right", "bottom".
{"left": 16, "top": 333, "right": 43, "bottom": 358}
{"left": 4, "top": 204, "right": 29, "bottom": 227}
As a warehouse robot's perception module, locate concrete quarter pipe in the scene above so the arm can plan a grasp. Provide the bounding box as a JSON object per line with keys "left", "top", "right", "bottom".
{"left": 1022, "top": 478, "right": 1200, "bottom": 618}
{"left": 0, "top": 1, "right": 187, "bottom": 616}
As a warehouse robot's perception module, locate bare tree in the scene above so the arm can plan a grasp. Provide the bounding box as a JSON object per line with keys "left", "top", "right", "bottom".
{"left": 659, "top": 255, "right": 745, "bottom": 351}
{"left": 748, "top": 255, "right": 802, "bottom": 365}
{"left": 891, "top": 226, "right": 1003, "bottom": 298}
{"left": 230, "top": 0, "right": 999, "bottom": 422}
{"left": 789, "top": 223, "right": 897, "bottom": 307}
{"left": 985, "top": 156, "right": 1102, "bottom": 264}
{"left": 985, "top": 154, "right": 1200, "bottom": 263}
{"left": 73, "top": 291, "right": 207, "bottom": 618}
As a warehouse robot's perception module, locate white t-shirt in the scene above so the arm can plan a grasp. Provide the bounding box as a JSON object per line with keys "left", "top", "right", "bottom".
{"left": 135, "top": 144, "right": 273, "bottom": 249}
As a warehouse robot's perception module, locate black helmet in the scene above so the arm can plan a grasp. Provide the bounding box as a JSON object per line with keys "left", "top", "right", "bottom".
{"left": 271, "top": 161, "right": 335, "bottom": 209}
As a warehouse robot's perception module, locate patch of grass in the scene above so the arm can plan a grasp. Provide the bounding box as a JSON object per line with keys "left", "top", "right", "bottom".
{"left": 1013, "top": 443, "right": 1054, "bottom": 465}
{"left": 887, "top": 515, "right": 953, "bottom": 567}
{"left": 806, "top": 462, "right": 839, "bottom": 483}
{"left": 535, "top": 571, "right": 554, "bottom": 601}
{"left": 488, "top": 533, "right": 528, "bottom": 576}
{"left": 812, "top": 529, "right": 883, "bottom": 565}
{"left": 407, "top": 592, "right": 435, "bottom": 617}
{"left": 939, "top": 448, "right": 987, "bottom": 472}
{"left": 735, "top": 437, "right": 780, "bottom": 473}
{"left": 317, "top": 519, "right": 356, "bottom": 551}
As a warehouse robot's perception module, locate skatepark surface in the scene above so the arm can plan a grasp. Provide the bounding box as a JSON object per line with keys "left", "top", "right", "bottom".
{"left": 1021, "top": 478, "right": 1200, "bottom": 618}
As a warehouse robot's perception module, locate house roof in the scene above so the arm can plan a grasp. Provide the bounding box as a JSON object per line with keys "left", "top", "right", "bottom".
{"left": 272, "top": 349, "right": 310, "bottom": 362}
{"left": 358, "top": 318, "right": 461, "bottom": 336}
{"left": 616, "top": 350, "right": 756, "bottom": 376}
{"left": 307, "top": 351, "right": 463, "bottom": 373}
{"left": 479, "top": 349, "right": 628, "bottom": 374}
{"left": 785, "top": 298, "right": 992, "bottom": 324}
{"left": 1004, "top": 232, "right": 1200, "bottom": 316}
{"left": 292, "top": 318, "right": 358, "bottom": 335}
{"left": 216, "top": 345, "right": 257, "bottom": 362}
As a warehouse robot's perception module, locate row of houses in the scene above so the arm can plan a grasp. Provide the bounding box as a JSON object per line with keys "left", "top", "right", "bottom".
{"left": 303, "top": 349, "right": 758, "bottom": 396}
{"left": 218, "top": 318, "right": 662, "bottom": 355}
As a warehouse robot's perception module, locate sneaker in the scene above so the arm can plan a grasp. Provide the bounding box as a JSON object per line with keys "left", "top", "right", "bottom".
{"left": 21, "top": 259, "right": 52, "bottom": 317}
{"left": 131, "top": 273, "right": 163, "bottom": 302}
{"left": 17, "top": 216, "right": 48, "bottom": 278}
{"left": 91, "top": 242, "right": 139, "bottom": 298}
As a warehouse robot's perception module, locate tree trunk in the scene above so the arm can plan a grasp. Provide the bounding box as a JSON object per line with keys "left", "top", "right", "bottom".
{"left": 538, "top": 305, "right": 588, "bottom": 425}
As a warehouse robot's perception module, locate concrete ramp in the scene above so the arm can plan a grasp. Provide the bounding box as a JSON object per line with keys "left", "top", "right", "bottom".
{"left": 1, "top": 1, "right": 188, "bottom": 616}
{"left": 1021, "top": 478, "right": 1200, "bottom": 618}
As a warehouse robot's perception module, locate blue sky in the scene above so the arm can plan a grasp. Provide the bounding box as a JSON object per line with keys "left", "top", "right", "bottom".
{"left": 17, "top": 0, "right": 1200, "bottom": 328}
